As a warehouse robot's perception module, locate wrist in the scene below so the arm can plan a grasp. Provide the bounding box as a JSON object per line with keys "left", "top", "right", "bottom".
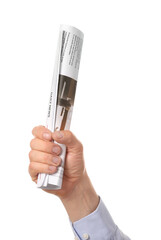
{"left": 60, "top": 171, "right": 99, "bottom": 222}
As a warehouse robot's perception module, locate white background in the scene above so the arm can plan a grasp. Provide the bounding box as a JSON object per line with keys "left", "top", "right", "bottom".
{"left": 0, "top": 0, "right": 161, "bottom": 239}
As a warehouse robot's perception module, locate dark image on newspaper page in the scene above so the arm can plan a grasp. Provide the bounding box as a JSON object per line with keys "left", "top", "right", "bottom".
{"left": 55, "top": 75, "right": 77, "bottom": 131}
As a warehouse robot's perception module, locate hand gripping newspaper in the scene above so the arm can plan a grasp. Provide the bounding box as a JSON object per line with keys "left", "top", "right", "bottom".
{"left": 37, "top": 25, "right": 84, "bottom": 190}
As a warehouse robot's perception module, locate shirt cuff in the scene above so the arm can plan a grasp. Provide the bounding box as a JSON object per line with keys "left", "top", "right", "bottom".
{"left": 70, "top": 197, "right": 117, "bottom": 240}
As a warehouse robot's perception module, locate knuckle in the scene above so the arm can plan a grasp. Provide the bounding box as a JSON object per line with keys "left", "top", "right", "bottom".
{"left": 28, "top": 150, "right": 33, "bottom": 160}
{"left": 28, "top": 162, "right": 35, "bottom": 172}
{"left": 30, "top": 138, "right": 35, "bottom": 148}
{"left": 32, "top": 126, "right": 37, "bottom": 136}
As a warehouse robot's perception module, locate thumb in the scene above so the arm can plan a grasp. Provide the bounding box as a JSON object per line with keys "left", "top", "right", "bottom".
{"left": 52, "top": 130, "right": 83, "bottom": 150}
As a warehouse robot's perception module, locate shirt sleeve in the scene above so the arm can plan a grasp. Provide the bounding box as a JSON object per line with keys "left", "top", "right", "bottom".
{"left": 70, "top": 198, "right": 131, "bottom": 240}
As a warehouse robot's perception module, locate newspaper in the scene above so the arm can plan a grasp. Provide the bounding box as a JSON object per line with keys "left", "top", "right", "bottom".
{"left": 37, "top": 25, "right": 84, "bottom": 190}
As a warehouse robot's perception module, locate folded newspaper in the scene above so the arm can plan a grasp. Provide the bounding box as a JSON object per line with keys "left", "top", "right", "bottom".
{"left": 37, "top": 25, "right": 84, "bottom": 190}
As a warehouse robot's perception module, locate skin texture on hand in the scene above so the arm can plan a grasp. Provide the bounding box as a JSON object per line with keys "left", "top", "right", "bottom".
{"left": 29, "top": 125, "right": 99, "bottom": 222}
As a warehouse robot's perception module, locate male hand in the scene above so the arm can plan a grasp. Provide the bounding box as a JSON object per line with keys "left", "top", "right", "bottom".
{"left": 29, "top": 125, "right": 99, "bottom": 222}
{"left": 29, "top": 125, "right": 85, "bottom": 199}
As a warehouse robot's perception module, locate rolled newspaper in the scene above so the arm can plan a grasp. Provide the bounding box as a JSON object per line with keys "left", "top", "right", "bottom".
{"left": 37, "top": 25, "right": 84, "bottom": 190}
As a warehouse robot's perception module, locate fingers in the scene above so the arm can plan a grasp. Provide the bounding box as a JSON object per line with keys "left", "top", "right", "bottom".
{"left": 29, "top": 137, "right": 62, "bottom": 183}
{"left": 52, "top": 130, "right": 83, "bottom": 151}
{"left": 28, "top": 162, "right": 58, "bottom": 182}
{"left": 30, "top": 138, "right": 62, "bottom": 155}
{"left": 32, "top": 125, "right": 52, "bottom": 141}
{"left": 29, "top": 126, "right": 83, "bottom": 184}
{"left": 29, "top": 150, "right": 61, "bottom": 166}
{"left": 29, "top": 126, "right": 64, "bottom": 183}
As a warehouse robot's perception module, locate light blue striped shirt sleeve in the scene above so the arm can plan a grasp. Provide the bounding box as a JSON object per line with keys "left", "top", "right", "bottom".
{"left": 70, "top": 198, "right": 130, "bottom": 240}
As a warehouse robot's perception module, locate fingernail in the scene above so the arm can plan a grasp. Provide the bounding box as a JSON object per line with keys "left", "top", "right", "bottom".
{"left": 52, "top": 157, "right": 59, "bottom": 164}
{"left": 43, "top": 132, "right": 51, "bottom": 140}
{"left": 48, "top": 166, "right": 56, "bottom": 172}
{"left": 55, "top": 131, "right": 64, "bottom": 139}
{"left": 52, "top": 146, "right": 60, "bottom": 154}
